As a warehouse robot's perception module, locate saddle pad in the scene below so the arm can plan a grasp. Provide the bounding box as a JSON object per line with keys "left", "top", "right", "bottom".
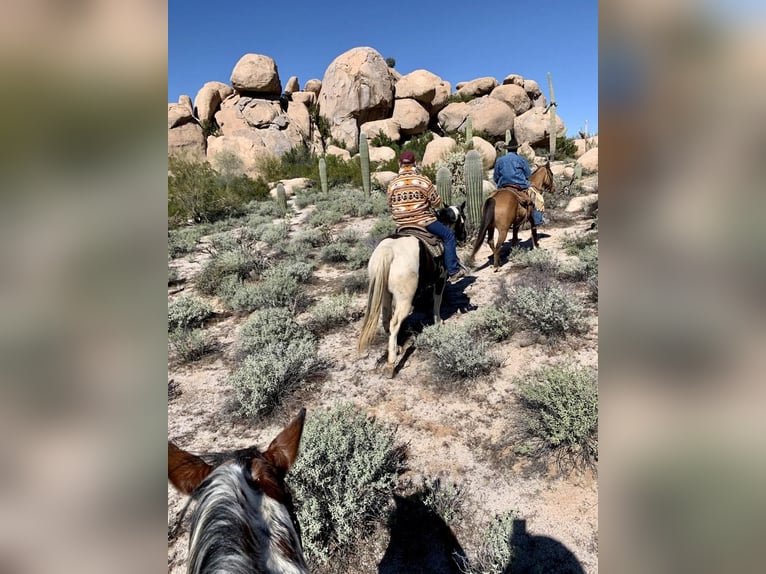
{"left": 496, "top": 185, "right": 533, "bottom": 208}
{"left": 392, "top": 225, "right": 444, "bottom": 258}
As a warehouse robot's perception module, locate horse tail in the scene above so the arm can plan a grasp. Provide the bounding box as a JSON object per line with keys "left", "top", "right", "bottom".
{"left": 357, "top": 242, "right": 393, "bottom": 353}
{"left": 471, "top": 197, "right": 495, "bottom": 258}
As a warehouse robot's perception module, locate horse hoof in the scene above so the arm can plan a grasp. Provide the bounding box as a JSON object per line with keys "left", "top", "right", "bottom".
{"left": 385, "top": 365, "right": 395, "bottom": 379}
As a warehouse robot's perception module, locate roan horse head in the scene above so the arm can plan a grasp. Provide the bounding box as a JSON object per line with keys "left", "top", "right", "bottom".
{"left": 437, "top": 201, "right": 467, "bottom": 243}
{"left": 168, "top": 409, "right": 309, "bottom": 574}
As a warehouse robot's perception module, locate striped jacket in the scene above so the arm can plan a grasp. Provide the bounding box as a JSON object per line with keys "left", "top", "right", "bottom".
{"left": 386, "top": 166, "right": 443, "bottom": 226}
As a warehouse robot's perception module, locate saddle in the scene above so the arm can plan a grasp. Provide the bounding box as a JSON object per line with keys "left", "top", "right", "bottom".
{"left": 495, "top": 184, "right": 533, "bottom": 208}
{"left": 391, "top": 225, "right": 444, "bottom": 258}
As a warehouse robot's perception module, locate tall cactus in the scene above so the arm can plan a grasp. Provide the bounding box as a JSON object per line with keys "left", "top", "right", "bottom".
{"left": 359, "top": 132, "right": 370, "bottom": 195}
{"left": 276, "top": 182, "right": 287, "bottom": 215}
{"left": 436, "top": 166, "right": 452, "bottom": 206}
{"left": 318, "top": 156, "right": 328, "bottom": 193}
{"left": 464, "top": 150, "right": 484, "bottom": 231}
{"left": 465, "top": 116, "right": 473, "bottom": 143}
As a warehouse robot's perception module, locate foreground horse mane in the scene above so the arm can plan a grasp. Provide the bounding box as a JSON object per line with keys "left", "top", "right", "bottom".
{"left": 168, "top": 409, "right": 309, "bottom": 574}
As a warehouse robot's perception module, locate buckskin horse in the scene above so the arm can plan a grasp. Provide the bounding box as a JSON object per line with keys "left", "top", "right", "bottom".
{"left": 471, "top": 163, "right": 555, "bottom": 270}
{"left": 168, "top": 409, "right": 309, "bottom": 574}
{"left": 357, "top": 203, "right": 467, "bottom": 378}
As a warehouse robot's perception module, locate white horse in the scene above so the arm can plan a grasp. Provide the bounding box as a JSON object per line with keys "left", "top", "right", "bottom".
{"left": 357, "top": 204, "right": 467, "bottom": 378}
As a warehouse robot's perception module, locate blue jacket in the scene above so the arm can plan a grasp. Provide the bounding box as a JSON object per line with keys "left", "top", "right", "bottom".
{"left": 493, "top": 152, "right": 531, "bottom": 188}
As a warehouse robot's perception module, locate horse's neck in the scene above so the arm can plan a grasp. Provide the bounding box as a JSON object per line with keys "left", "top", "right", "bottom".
{"left": 189, "top": 465, "right": 309, "bottom": 574}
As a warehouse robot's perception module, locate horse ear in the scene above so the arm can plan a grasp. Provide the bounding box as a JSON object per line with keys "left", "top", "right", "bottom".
{"left": 263, "top": 408, "right": 306, "bottom": 473}
{"left": 168, "top": 442, "right": 214, "bottom": 495}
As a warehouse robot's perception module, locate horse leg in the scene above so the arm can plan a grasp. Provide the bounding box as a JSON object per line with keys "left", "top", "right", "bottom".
{"left": 382, "top": 290, "right": 393, "bottom": 335}
{"left": 510, "top": 223, "right": 519, "bottom": 248}
{"left": 432, "top": 279, "right": 446, "bottom": 324}
{"left": 494, "top": 226, "right": 509, "bottom": 270}
{"left": 530, "top": 223, "right": 540, "bottom": 248}
{"left": 486, "top": 224, "right": 495, "bottom": 252}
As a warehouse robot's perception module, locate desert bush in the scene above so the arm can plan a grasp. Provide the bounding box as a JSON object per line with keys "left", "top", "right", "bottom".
{"left": 417, "top": 322, "right": 500, "bottom": 382}
{"left": 290, "top": 404, "right": 407, "bottom": 565}
{"left": 227, "top": 338, "right": 321, "bottom": 418}
{"left": 235, "top": 307, "right": 308, "bottom": 360}
{"left": 558, "top": 243, "right": 598, "bottom": 284}
{"left": 346, "top": 243, "right": 373, "bottom": 270}
{"left": 167, "top": 296, "right": 214, "bottom": 331}
{"left": 320, "top": 242, "right": 351, "bottom": 263}
{"left": 411, "top": 477, "right": 465, "bottom": 525}
{"left": 508, "top": 247, "right": 560, "bottom": 275}
{"left": 308, "top": 207, "right": 345, "bottom": 228}
{"left": 169, "top": 328, "right": 218, "bottom": 363}
{"left": 517, "top": 364, "right": 598, "bottom": 467}
{"left": 464, "top": 511, "right": 517, "bottom": 574}
{"left": 221, "top": 261, "right": 313, "bottom": 313}
{"left": 446, "top": 92, "right": 474, "bottom": 104}
{"left": 368, "top": 217, "right": 397, "bottom": 243}
{"left": 435, "top": 150, "right": 468, "bottom": 200}
{"left": 341, "top": 270, "right": 368, "bottom": 293}
{"left": 464, "top": 304, "right": 518, "bottom": 342}
{"left": 509, "top": 284, "right": 588, "bottom": 339}
{"left": 168, "top": 226, "right": 205, "bottom": 258}
{"left": 291, "top": 227, "right": 331, "bottom": 248}
{"left": 194, "top": 249, "right": 268, "bottom": 296}
{"left": 561, "top": 232, "right": 598, "bottom": 256}
{"left": 253, "top": 221, "right": 290, "bottom": 244}
{"left": 307, "top": 293, "right": 357, "bottom": 333}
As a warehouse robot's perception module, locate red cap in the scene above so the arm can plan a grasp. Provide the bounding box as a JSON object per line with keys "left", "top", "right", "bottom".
{"left": 399, "top": 151, "right": 416, "bottom": 165}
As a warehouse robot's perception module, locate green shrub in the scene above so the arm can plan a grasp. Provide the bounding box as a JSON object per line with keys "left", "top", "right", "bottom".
{"left": 400, "top": 131, "right": 435, "bottom": 162}
{"left": 168, "top": 226, "right": 205, "bottom": 258}
{"left": 220, "top": 262, "right": 312, "bottom": 313}
{"left": 558, "top": 243, "right": 598, "bottom": 284}
{"left": 194, "top": 249, "right": 268, "bottom": 296}
{"left": 517, "top": 364, "right": 598, "bottom": 466}
{"left": 307, "top": 293, "right": 357, "bottom": 333}
{"left": 291, "top": 227, "right": 331, "bottom": 248}
{"left": 167, "top": 296, "right": 214, "bottom": 331}
{"left": 411, "top": 477, "right": 464, "bottom": 525}
{"left": 346, "top": 243, "right": 373, "bottom": 270}
{"left": 465, "top": 511, "right": 517, "bottom": 574}
{"left": 509, "top": 284, "right": 588, "bottom": 339}
{"left": 435, "top": 151, "right": 468, "bottom": 201}
{"left": 253, "top": 221, "right": 290, "bottom": 244}
{"left": 235, "top": 307, "right": 308, "bottom": 360}
{"left": 561, "top": 232, "right": 598, "bottom": 256}
{"left": 227, "top": 338, "right": 321, "bottom": 418}
{"left": 320, "top": 242, "right": 351, "bottom": 263}
{"left": 368, "top": 217, "right": 397, "bottom": 243}
{"left": 508, "top": 247, "right": 560, "bottom": 275}
{"left": 199, "top": 119, "right": 221, "bottom": 138}
{"left": 169, "top": 328, "right": 218, "bottom": 363}
{"left": 464, "top": 304, "right": 518, "bottom": 342}
{"left": 290, "top": 404, "right": 407, "bottom": 565}
{"left": 341, "top": 270, "right": 368, "bottom": 293}
{"left": 417, "top": 322, "right": 500, "bottom": 382}
{"left": 308, "top": 207, "right": 345, "bottom": 228}
{"left": 446, "top": 92, "right": 474, "bottom": 104}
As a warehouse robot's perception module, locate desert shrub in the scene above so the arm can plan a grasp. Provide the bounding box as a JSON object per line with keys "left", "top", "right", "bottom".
{"left": 290, "top": 404, "right": 407, "bottom": 565}
{"left": 227, "top": 338, "right": 321, "bottom": 418}
{"left": 446, "top": 92, "right": 474, "bottom": 104}
{"left": 194, "top": 249, "right": 268, "bottom": 296}
{"left": 320, "top": 242, "right": 351, "bottom": 263}
{"left": 221, "top": 260, "right": 313, "bottom": 313}
{"left": 199, "top": 118, "right": 221, "bottom": 138}
{"left": 168, "top": 226, "right": 205, "bottom": 258}
{"left": 558, "top": 243, "right": 598, "bottom": 284}
{"left": 341, "top": 270, "right": 368, "bottom": 293}
{"left": 346, "top": 243, "right": 373, "bottom": 270}
{"left": 435, "top": 150, "right": 468, "bottom": 200}
{"left": 400, "top": 131, "right": 435, "bottom": 162}
{"left": 561, "top": 232, "right": 598, "bottom": 256}
{"left": 464, "top": 304, "right": 518, "bottom": 342}
{"left": 509, "top": 284, "right": 588, "bottom": 339}
{"left": 246, "top": 198, "right": 285, "bottom": 218}
{"left": 291, "top": 227, "right": 331, "bottom": 248}
{"left": 307, "top": 293, "right": 357, "bottom": 333}
{"left": 411, "top": 477, "right": 465, "bottom": 525}
{"left": 465, "top": 511, "right": 517, "bottom": 574}
{"left": 169, "top": 328, "right": 218, "bottom": 363}
{"left": 368, "top": 217, "right": 397, "bottom": 243}
{"left": 253, "top": 221, "right": 290, "bottom": 244}
{"left": 417, "top": 322, "right": 500, "bottom": 382}
{"left": 371, "top": 132, "right": 397, "bottom": 149}
{"left": 508, "top": 247, "right": 560, "bottom": 275}
{"left": 308, "top": 207, "right": 345, "bottom": 228}
{"left": 517, "top": 364, "right": 598, "bottom": 466}
{"left": 235, "top": 307, "right": 308, "bottom": 360}
{"left": 167, "top": 296, "right": 214, "bottom": 331}
{"left": 168, "top": 264, "right": 181, "bottom": 286}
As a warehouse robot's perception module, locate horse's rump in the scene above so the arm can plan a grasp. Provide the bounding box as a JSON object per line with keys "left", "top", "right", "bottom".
{"left": 391, "top": 225, "right": 444, "bottom": 258}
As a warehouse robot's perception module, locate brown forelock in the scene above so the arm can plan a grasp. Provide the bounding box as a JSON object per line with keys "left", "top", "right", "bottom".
{"left": 168, "top": 442, "right": 214, "bottom": 495}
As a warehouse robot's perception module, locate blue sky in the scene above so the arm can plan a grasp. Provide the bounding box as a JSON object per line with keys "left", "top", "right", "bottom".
{"left": 169, "top": 0, "right": 597, "bottom": 136}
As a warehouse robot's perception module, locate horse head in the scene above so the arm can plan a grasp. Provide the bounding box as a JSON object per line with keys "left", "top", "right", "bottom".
{"left": 168, "top": 409, "right": 309, "bottom": 574}
{"left": 437, "top": 201, "right": 467, "bottom": 244}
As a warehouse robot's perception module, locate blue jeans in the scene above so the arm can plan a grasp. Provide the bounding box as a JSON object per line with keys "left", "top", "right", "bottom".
{"left": 533, "top": 209, "right": 544, "bottom": 226}
{"left": 426, "top": 220, "right": 460, "bottom": 275}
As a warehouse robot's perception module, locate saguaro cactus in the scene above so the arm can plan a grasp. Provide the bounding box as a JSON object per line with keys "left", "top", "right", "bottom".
{"left": 359, "top": 132, "right": 370, "bottom": 195}
{"left": 319, "top": 156, "right": 328, "bottom": 193}
{"left": 276, "top": 182, "right": 287, "bottom": 215}
{"left": 465, "top": 116, "right": 473, "bottom": 143}
{"left": 436, "top": 166, "right": 452, "bottom": 206}
{"left": 464, "top": 150, "right": 484, "bottom": 231}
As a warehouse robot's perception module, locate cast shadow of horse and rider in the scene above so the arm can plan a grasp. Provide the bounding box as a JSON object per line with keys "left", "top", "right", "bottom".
{"left": 378, "top": 493, "right": 585, "bottom": 574}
